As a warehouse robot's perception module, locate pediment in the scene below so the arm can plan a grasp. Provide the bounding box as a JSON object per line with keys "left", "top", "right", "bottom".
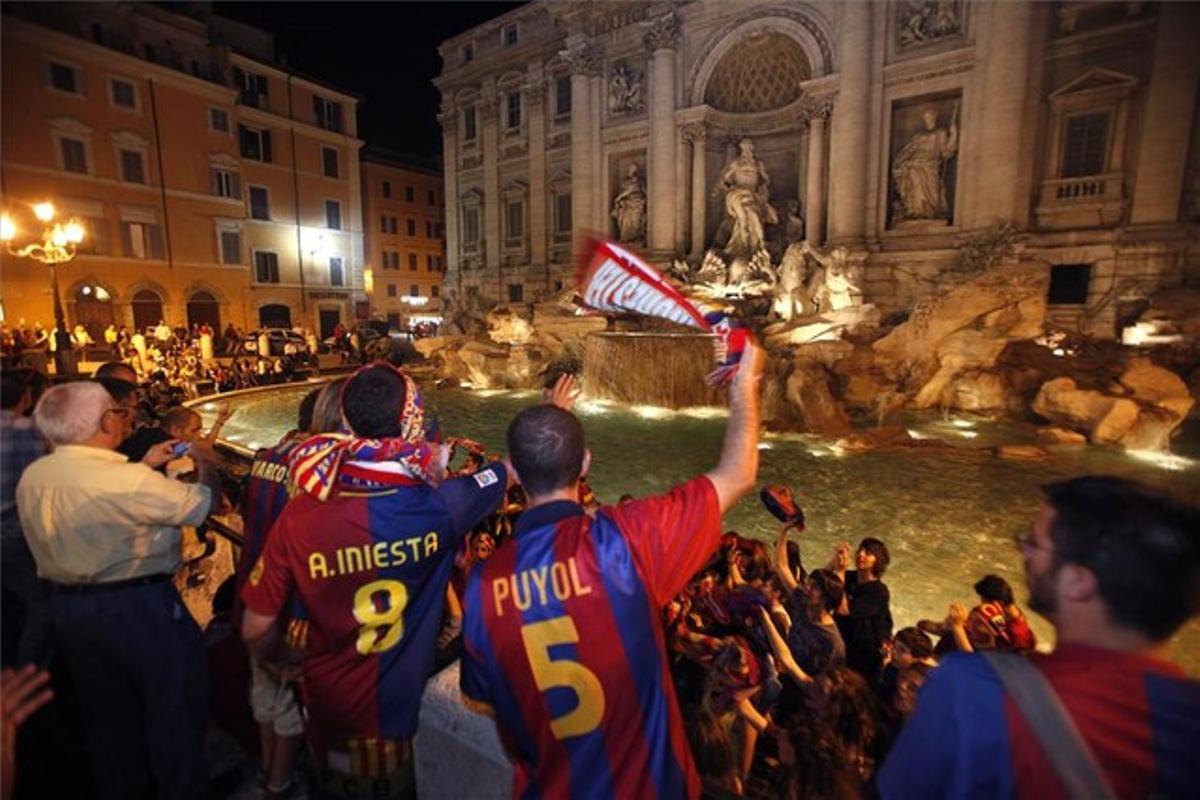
{"left": 460, "top": 186, "right": 484, "bottom": 205}
{"left": 1050, "top": 68, "right": 1137, "bottom": 99}
{"left": 112, "top": 130, "right": 149, "bottom": 148}
{"left": 502, "top": 179, "right": 529, "bottom": 199}
{"left": 497, "top": 70, "right": 526, "bottom": 89}
{"left": 209, "top": 152, "right": 239, "bottom": 168}
{"left": 48, "top": 116, "right": 92, "bottom": 137}
{"left": 548, "top": 169, "right": 572, "bottom": 191}
{"left": 454, "top": 87, "right": 482, "bottom": 106}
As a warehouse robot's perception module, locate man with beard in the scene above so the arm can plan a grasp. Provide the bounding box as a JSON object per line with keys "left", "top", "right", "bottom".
{"left": 878, "top": 476, "right": 1200, "bottom": 799}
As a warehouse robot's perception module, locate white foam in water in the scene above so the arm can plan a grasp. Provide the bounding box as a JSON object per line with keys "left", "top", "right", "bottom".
{"left": 1127, "top": 449, "right": 1196, "bottom": 472}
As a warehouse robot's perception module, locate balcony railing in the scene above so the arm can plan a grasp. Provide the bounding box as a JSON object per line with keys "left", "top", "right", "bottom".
{"left": 1040, "top": 173, "right": 1122, "bottom": 204}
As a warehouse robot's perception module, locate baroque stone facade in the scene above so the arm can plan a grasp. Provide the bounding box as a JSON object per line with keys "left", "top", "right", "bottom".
{"left": 435, "top": 0, "right": 1200, "bottom": 336}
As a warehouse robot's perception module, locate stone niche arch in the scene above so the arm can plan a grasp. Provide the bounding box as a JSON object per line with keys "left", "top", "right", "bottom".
{"left": 688, "top": 5, "right": 834, "bottom": 108}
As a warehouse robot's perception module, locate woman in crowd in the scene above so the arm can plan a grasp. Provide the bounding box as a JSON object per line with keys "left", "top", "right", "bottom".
{"left": 832, "top": 538, "right": 894, "bottom": 684}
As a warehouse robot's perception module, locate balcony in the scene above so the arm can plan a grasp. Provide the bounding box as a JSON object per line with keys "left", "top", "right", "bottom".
{"left": 1035, "top": 172, "right": 1125, "bottom": 230}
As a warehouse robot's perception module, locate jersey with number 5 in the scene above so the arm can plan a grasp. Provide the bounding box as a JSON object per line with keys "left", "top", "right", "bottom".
{"left": 242, "top": 462, "right": 506, "bottom": 758}
{"left": 461, "top": 476, "right": 721, "bottom": 800}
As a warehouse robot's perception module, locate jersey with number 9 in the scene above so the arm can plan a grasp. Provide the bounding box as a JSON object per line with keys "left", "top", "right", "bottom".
{"left": 242, "top": 462, "right": 507, "bottom": 760}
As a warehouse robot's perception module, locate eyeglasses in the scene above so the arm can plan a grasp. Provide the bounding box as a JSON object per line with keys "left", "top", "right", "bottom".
{"left": 1012, "top": 529, "right": 1061, "bottom": 556}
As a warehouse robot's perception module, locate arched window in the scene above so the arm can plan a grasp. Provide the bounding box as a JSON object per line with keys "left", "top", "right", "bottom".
{"left": 73, "top": 283, "right": 114, "bottom": 339}
{"left": 186, "top": 290, "right": 221, "bottom": 331}
{"left": 131, "top": 288, "right": 164, "bottom": 332}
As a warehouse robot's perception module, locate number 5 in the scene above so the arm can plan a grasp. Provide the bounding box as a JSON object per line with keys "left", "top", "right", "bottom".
{"left": 520, "top": 616, "right": 605, "bottom": 739}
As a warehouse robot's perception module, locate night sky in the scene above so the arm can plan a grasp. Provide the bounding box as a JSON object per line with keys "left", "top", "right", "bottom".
{"left": 213, "top": 2, "right": 524, "bottom": 163}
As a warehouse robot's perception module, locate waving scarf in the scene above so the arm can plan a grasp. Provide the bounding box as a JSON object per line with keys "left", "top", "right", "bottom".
{"left": 577, "top": 238, "right": 752, "bottom": 385}
{"left": 288, "top": 364, "right": 438, "bottom": 501}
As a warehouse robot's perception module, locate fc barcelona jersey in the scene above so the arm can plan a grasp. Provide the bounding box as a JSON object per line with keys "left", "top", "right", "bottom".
{"left": 460, "top": 476, "right": 721, "bottom": 800}
{"left": 236, "top": 436, "right": 302, "bottom": 598}
{"left": 242, "top": 461, "right": 507, "bottom": 763}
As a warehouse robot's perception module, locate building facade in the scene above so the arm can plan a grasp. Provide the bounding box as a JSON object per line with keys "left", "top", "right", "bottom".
{"left": 435, "top": 0, "right": 1200, "bottom": 336}
{"left": 360, "top": 152, "right": 446, "bottom": 328}
{"left": 1, "top": 3, "right": 366, "bottom": 340}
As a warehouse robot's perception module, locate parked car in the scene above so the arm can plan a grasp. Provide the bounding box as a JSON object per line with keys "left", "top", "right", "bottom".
{"left": 242, "top": 328, "right": 307, "bottom": 356}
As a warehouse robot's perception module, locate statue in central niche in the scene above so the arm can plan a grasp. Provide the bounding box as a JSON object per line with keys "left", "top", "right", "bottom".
{"left": 713, "top": 137, "right": 778, "bottom": 261}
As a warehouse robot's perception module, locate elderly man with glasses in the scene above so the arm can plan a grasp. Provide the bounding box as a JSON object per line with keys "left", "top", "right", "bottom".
{"left": 16, "top": 380, "right": 222, "bottom": 799}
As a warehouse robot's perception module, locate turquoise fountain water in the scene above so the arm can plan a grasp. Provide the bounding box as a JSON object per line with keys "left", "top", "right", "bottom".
{"left": 197, "top": 382, "right": 1200, "bottom": 674}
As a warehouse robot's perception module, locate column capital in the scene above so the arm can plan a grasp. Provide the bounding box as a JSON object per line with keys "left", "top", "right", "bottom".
{"left": 800, "top": 95, "right": 833, "bottom": 124}
{"left": 642, "top": 12, "right": 679, "bottom": 53}
{"left": 560, "top": 41, "right": 603, "bottom": 77}
{"left": 681, "top": 123, "right": 707, "bottom": 145}
{"left": 437, "top": 108, "right": 458, "bottom": 130}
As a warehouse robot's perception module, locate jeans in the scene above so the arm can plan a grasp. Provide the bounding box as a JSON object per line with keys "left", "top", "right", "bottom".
{"left": 50, "top": 580, "right": 208, "bottom": 800}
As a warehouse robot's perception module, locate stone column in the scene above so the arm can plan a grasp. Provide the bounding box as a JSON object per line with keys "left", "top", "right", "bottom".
{"left": 480, "top": 84, "right": 501, "bottom": 293}
{"left": 973, "top": 1, "right": 1033, "bottom": 226}
{"left": 527, "top": 74, "right": 548, "bottom": 279}
{"left": 1130, "top": 3, "right": 1200, "bottom": 225}
{"left": 645, "top": 12, "right": 679, "bottom": 258}
{"left": 683, "top": 123, "right": 707, "bottom": 258}
{"left": 828, "top": 2, "right": 871, "bottom": 242}
{"left": 805, "top": 106, "right": 829, "bottom": 246}
{"left": 564, "top": 40, "right": 599, "bottom": 257}
{"left": 438, "top": 107, "right": 460, "bottom": 290}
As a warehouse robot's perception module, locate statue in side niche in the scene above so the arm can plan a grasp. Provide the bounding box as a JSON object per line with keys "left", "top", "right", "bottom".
{"left": 892, "top": 103, "right": 959, "bottom": 223}
{"left": 611, "top": 164, "right": 647, "bottom": 244}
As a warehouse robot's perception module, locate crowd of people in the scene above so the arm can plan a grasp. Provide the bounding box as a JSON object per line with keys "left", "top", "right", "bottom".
{"left": 1, "top": 339, "right": 1198, "bottom": 800}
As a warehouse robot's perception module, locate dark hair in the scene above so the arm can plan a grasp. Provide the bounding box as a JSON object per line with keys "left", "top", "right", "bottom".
{"left": 93, "top": 376, "right": 136, "bottom": 404}
{"left": 859, "top": 537, "right": 891, "bottom": 578}
{"left": 894, "top": 626, "right": 934, "bottom": 660}
{"left": 297, "top": 387, "right": 321, "bottom": 434}
{"left": 93, "top": 361, "right": 138, "bottom": 384}
{"left": 506, "top": 405, "right": 585, "bottom": 496}
{"left": 973, "top": 574, "right": 1014, "bottom": 605}
{"left": 786, "top": 540, "right": 803, "bottom": 579}
{"left": 808, "top": 568, "right": 845, "bottom": 614}
{"left": 341, "top": 365, "right": 406, "bottom": 438}
{"left": 1, "top": 369, "right": 30, "bottom": 410}
{"left": 1043, "top": 476, "right": 1200, "bottom": 641}
{"left": 685, "top": 708, "right": 739, "bottom": 793}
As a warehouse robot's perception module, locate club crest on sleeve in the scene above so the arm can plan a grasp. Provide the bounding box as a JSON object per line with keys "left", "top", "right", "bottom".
{"left": 474, "top": 469, "right": 498, "bottom": 488}
{"left": 249, "top": 557, "right": 265, "bottom": 586}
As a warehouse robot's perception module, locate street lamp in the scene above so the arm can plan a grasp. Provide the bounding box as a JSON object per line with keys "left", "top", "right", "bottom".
{"left": 1, "top": 201, "right": 87, "bottom": 376}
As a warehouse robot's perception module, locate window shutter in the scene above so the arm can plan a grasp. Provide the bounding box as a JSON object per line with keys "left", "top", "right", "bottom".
{"left": 210, "top": 167, "right": 220, "bottom": 196}
{"left": 148, "top": 225, "right": 165, "bottom": 259}
{"left": 332, "top": 103, "right": 343, "bottom": 132}
{"left": 312, "top": 95, "right": 321, "bottom": 121}
{"left": 262, "top": 130, "right": 272, "bottom": 163}
{"left": 120, "top": 221, "right": 134, "bottom": 256}
{"left": 231, "top": 172, "right": 242, "bottom": 199}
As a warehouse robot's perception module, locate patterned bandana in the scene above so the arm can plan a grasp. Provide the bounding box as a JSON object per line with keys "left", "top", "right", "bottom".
{"left": 288, "top": 363, "right": 438, "bottom": 501}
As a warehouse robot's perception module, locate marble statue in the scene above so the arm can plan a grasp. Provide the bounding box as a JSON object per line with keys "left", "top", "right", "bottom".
{"left": 773, "top": 243, "right": 808, "bottom": 321}
{"left": 897, "top": 0, "right": 962, "bottom": 48}
{"left": 713, "top": 137, "right": 778, "bottom": 259}
{"left": 611, "top": 164, "right": 647, "bottom": 244}
{"left": 892, "top": 103, "right": 958, "bottom": 224}
{"left": 608, "top": 61, "right": 645, "bottom": 115}
{"left": 803, "top": 243, "right": 862, "bottom": 312}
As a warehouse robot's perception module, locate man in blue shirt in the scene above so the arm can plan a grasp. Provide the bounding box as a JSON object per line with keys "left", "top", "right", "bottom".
{"left": 1, "top": 368, "right": 49, "bottom": 664}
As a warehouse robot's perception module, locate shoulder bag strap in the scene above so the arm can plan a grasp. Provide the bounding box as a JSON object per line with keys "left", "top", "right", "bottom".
{"left": 981, "top": 651, "right": 1117, "bottom": 800}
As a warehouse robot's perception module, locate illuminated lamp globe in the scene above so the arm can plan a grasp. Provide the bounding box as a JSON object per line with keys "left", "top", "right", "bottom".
{"left": 32, "top": 202, "right": 55, "bottom": 222}
{"left": 0, "top": 215, "right": 15, "bottom": 242}
{"left": 64, "top": 221, "right": 85, "bottom": 244}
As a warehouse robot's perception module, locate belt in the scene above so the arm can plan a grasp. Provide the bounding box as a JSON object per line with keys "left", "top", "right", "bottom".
{"left": 51, "top": 573, "right": 172, "bottom": 593}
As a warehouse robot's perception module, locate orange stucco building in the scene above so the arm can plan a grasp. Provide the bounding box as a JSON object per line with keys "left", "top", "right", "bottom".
{"left": 360, "top": 151, "right": 446, "bottom": 328}
{"left": 1, "top": 3, "right": 365, "bottom": 339}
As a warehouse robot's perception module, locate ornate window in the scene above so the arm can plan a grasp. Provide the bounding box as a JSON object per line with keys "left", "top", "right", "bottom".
{"left": 702, "top": 33, "right": 809, "bottom": 113}
{"left": 1036, "top": 69, "right": 1137, "bottom": 229}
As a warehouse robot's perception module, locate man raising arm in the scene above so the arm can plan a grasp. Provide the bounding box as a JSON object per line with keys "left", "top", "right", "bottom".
{"left": 460, "top": 342, "right": 763, "bottom": 799}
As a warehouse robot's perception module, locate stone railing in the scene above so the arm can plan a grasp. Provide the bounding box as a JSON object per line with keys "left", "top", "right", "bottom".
{"left": 1035, "top": 173, "right": 1125, "bottom": 228}
{"left": 1041, "top": 173, "right": 1121, "bottom": 203}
